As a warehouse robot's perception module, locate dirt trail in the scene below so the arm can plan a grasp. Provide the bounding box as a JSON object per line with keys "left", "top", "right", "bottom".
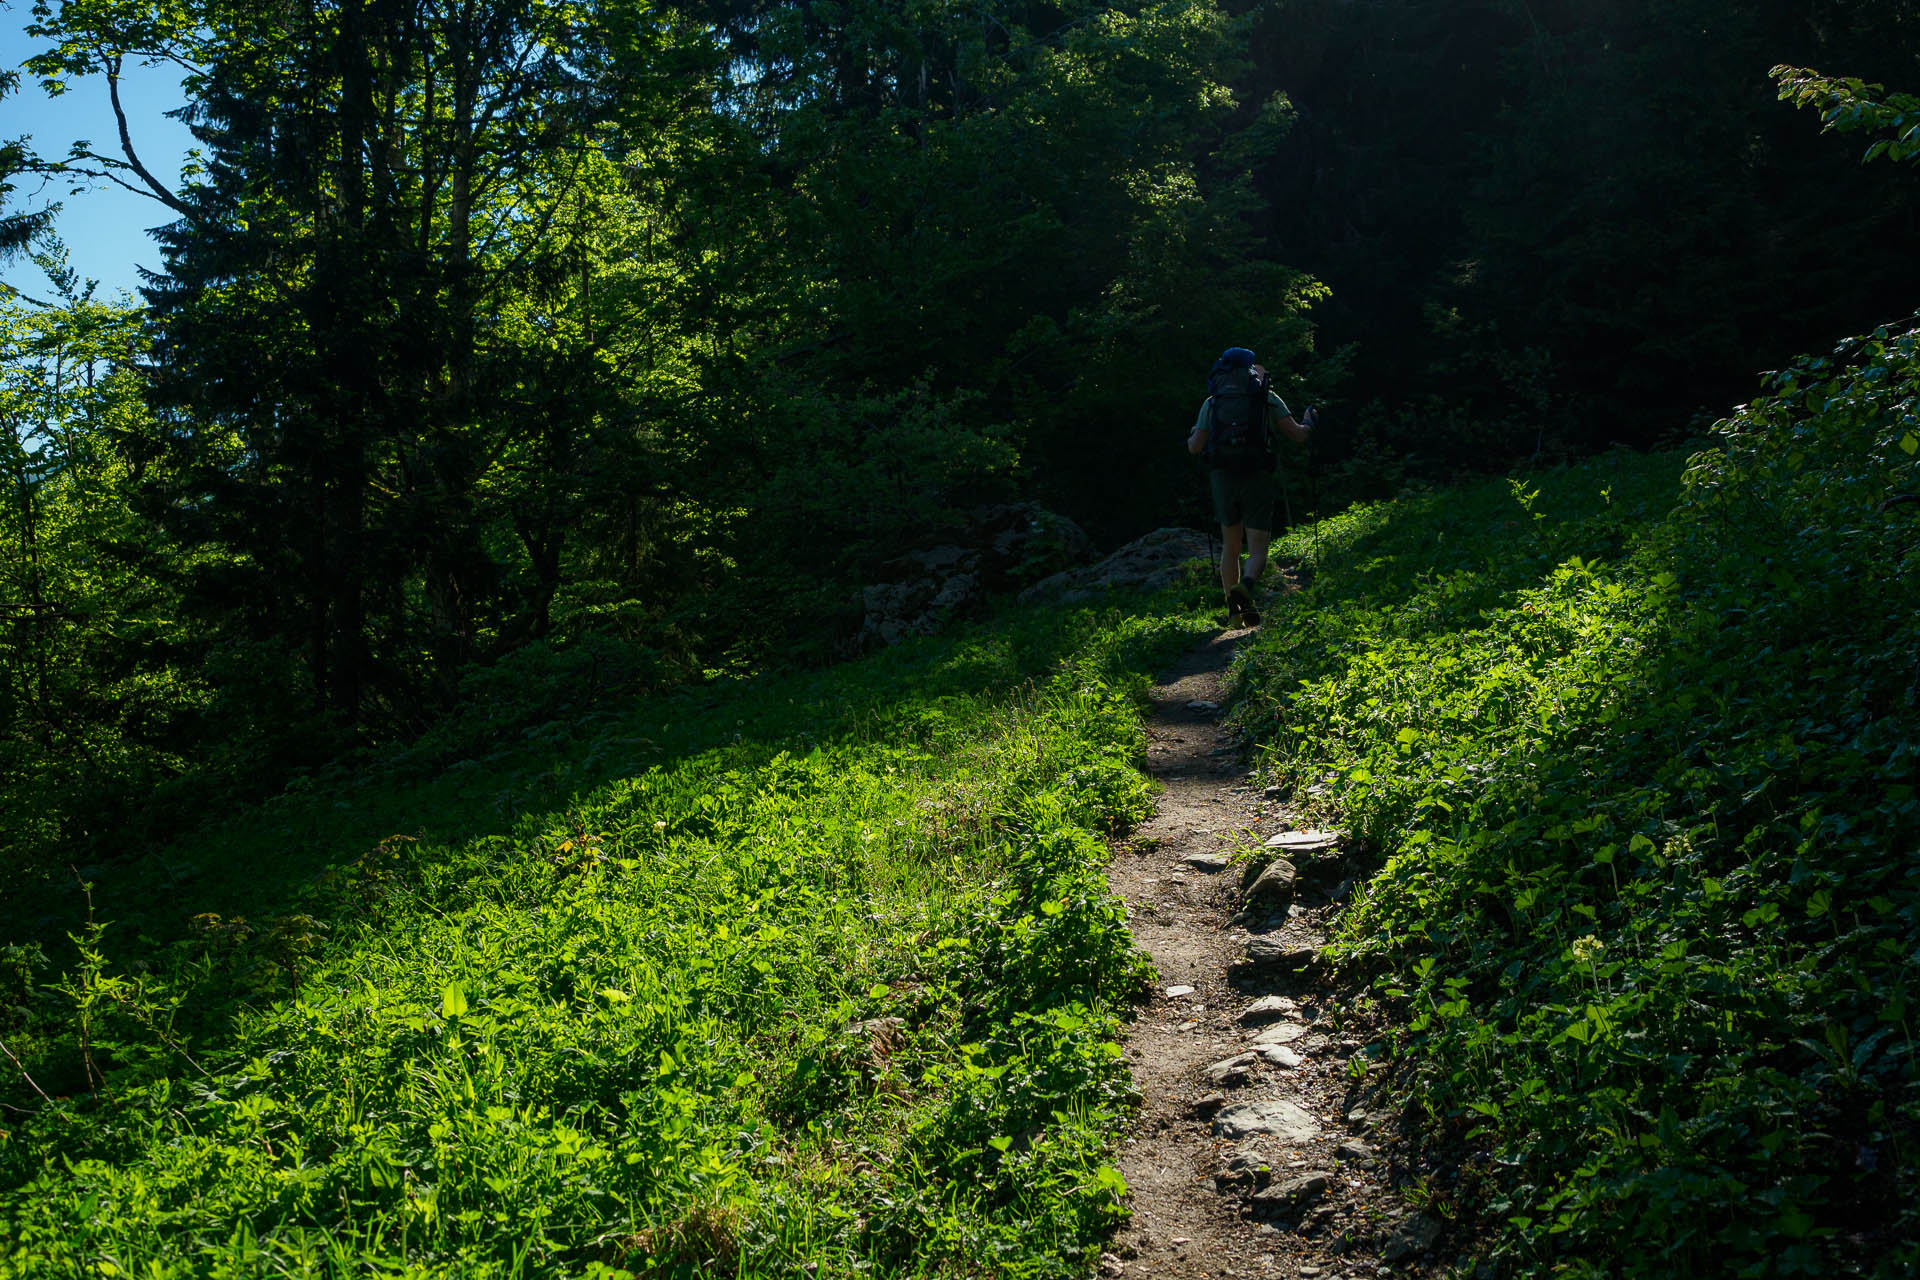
{"left": 1103, "top": 622, "right": 1423, "bottom": 1280}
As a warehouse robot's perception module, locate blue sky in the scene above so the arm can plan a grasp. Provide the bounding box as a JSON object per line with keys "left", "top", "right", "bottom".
{"left": 2, "top": 3, "right": 195, "bottom": 303}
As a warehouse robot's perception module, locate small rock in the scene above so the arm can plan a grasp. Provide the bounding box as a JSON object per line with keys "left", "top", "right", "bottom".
{"left": 1301, "top": 1204, "right": 1338, "bottom": 1234}
{"left": 1250, "top": 1170, "right": 1331, "bottom": 1215}
{"left": 1262, "top": 785, "right": 1284, "bottom": 800}
{"left": 1247, "top": 1021, "right": 1308, "bottom": 1046}
{"left": 1244, "top": 859, "right": 1298, "bottom": 912}
{"left": 1334, "top": 1139, "right": 1375, "bottom": 1163}
{"left": 1165, "top": 985, "right": 1196, "bottom": 998}
{"left": 1214, "top": 1148, "right": 1274, "bottom": 1191}
{"left": 1381, "top": 1212, "right": 1443, "bottom": 1263}
{"left": 1185, "top": 699, "right": 1220, "bottom": 713}
{"left": 1346, "top": 1107, "right": 1370, "bottom": 1125}
{"left": 1239, "top": 995, "right": 1303, "bottom": 1025}
{"left": 1299, "top": 1033, "right": 1334, "bottom": 1056}
{"left": 1180, "top": 852, "right": 1232, "bottom": 872}
{"left": 1241, "top": 937, "right": 1322, "bottom": 975}
{"left": 1253, "top": 1043, "right": 1304, "bottom": 1069}
{"left": 1212, "top": 1100, "right": 1321, "bottom": 1143}
{"left": 1205, "top": 1052, "right": 1260, "bottom": 1085}
{"left": 1176, "top": 1020, "right": 1200, "bottom": 1032}
{"left": 1192, "top": 1092, "right": 1229, "bottom": 1117}
{"left": 1098, "top": 1256, "right": 1126, "bottom": 1278}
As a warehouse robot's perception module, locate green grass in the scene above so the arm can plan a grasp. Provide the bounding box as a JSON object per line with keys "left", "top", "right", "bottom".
{"left": 0, "top": 589, "right": 1217, "bottom": 1277}
{"left": 1237, "top": 321, "right": 1920, "bottom": 1279}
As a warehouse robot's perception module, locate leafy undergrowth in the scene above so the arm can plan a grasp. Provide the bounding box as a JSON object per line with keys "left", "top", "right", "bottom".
{"left": 1239, "top": 320, "right": 1920, "bottom": 1277}
{"left": 0, "top": 592, "right": 1215, "bottom": 1277}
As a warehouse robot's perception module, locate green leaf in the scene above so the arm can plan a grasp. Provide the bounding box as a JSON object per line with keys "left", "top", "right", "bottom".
{"left": 440, "top": 982, "right": 469, "bottom": 1018}
{"left": 1900, "top": 432, "right": 1918, "bottom": 455}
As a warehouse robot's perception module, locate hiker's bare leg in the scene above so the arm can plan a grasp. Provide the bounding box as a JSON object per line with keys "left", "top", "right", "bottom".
{"left": 1243, "top": 527, "right": 1273, "bottom": 584}
{"left": 1219, "top": 524, "right": 1245, "bottom": 590}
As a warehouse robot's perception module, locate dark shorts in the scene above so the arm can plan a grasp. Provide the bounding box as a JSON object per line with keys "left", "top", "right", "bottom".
{"left": 1210, "top": 468, "right": 1276, "bottom": 532}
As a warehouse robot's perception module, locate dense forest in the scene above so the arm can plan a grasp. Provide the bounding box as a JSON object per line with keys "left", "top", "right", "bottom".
{"left": 2, "top": 0, "right": 1920, "bottom": 1273}
{"left": 4, "top": 0, "right": 1917, "bottom": 876}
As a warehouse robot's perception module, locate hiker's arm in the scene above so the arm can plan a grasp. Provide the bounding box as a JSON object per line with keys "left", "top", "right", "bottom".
{"left": 1267, "top": 392, "right": 1310, "bottom": 445}
{"left": 1187, "top": 403, "right": 1211, "bottom": 454}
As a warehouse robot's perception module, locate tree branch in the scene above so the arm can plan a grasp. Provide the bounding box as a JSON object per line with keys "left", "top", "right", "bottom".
{"left": 0, "top": 1035, "right": 54, "bottom": 1108}
{"left": 103, "top": 52, "right": 192, "bottom": 217}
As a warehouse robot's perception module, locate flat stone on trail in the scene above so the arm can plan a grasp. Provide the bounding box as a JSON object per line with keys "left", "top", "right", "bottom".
{"left": 1239, "top": 995, "right": 1303, "bottom": 1025}
{"left": 1248, "top": 1021, "right": 1308, "bottom": 1046}
{"left": 1263, "top": 829, "right": 1339, "bottom": 854}
{"left": 1164, "top": 984, "right": 1196, "bottom": 998}
{"left": 1211, "top": 1099, "right": 1321, "bottom": 1143}
{"left": 1184, "top": 699, "right": 1220, "bottom": 713}
{"left": 1179, "top": 852, "right": 1232, "bottom": 871}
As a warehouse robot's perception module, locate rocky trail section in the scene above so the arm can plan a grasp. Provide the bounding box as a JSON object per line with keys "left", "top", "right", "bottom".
{"left": 1103, "top": 623, "right": 1446, "bottom": 1280}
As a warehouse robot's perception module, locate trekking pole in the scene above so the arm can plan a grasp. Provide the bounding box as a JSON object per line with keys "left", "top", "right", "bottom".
{"left": 1200, "top": 469, "right": 1217, "bottom": 571}
{"left": 1303, "top": 406, "right": 1322, "bottom": 563}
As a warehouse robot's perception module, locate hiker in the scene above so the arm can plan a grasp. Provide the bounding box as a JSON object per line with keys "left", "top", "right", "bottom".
{"left": 1187, "top": 346, "right": 1312, "bottom": 627}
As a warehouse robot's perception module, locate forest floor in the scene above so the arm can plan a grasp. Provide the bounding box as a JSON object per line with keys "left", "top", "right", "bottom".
{"left": 1103, "top": 615, "right": 1444, "bottom": 1280}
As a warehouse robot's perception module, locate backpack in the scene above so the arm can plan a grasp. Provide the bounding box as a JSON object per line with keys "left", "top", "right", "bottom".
{"left": 1205, "top": 357, "right": 1274, "bottom": 473}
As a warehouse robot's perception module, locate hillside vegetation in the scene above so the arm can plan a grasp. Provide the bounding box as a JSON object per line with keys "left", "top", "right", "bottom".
{"left": 1239, "top": 318, "right": 1920, "bottom": 1277}
{"left": 0, "top": 600, "right": 1213, "bottom": 1277}
{"left": 5, "top": 307, "right": 1919, "bottom": 1275}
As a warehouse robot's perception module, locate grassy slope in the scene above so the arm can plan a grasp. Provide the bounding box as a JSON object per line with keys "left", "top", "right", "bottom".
{"left": 0, "top": 592, "right": 1217, "bottom": 1278}
{"left": 1239, "top": 352, "right": 1919, "bottom": 1279}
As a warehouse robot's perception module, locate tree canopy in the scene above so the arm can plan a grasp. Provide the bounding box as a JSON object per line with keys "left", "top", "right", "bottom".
{"left": 3, "top": 0, "right": 1918, "bottom": 871}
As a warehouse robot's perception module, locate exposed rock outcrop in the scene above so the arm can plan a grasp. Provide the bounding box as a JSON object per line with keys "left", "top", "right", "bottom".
{"left": 1018, "top": 527, "right": 1210, "bottom": 605}
{"left": 857, "top": 504, "right": 1093, "bottom": 648}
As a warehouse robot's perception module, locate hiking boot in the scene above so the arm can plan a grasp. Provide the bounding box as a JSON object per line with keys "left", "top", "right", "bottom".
{"left": 1225, "top": 584, "right": 1260, "bottom": 627}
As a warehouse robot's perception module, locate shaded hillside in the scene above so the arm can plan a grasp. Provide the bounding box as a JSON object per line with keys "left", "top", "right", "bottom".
{"left": 1235, "top": 317, "right": 1920, "bottom": 1276}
